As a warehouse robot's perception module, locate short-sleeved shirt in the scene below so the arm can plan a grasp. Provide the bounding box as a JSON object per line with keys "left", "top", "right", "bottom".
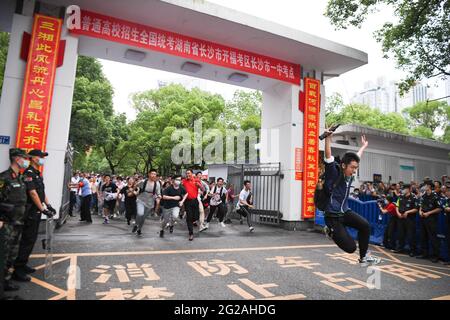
{"left": 182, "top": 178, "right": 201, "bottom": 200}
{"left": 101, "top": 182, "right": 118, "bottom": 201}
{"left": 79, "top": 178, "right": 92, "bottom": 197}
{"left": 384, "top": 202, "right": 397, "bottom": 217}
{"left": 70, "top": 176, "right": 79, "bottom": 192}
{"left": 24, "top": 166, "right": 45, "bottom": 206}
{"left": 236, "top": 188, "right": 251, "bottom": 209}
{"left": 398, "top": 194, "right": 419, "bottom": 213}
{"left": 137, "top": 179, "right": 161, "bottom": 209}
{"left": 162, "top": 185, "right": 186, "bottom": 209}
{"left": 120, "top": 186, "right": 138, "bottom": 205}
{"left": 420, "top": 192, "right": 441, "bottom": 213}
{"left": 210, "top": 186, "right": 227, "bottom": 206}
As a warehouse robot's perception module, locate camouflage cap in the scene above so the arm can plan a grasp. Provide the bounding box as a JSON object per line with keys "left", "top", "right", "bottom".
{"left": 9, "top": 148, "right": 30, "bottom": 158}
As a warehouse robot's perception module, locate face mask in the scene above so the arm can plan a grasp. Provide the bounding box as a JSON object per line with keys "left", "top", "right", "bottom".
{"left": 174, "top": 180, "right": 181, "bottom": 186}
{"left": 37, "top": 158, "right": 45, "bottom": 166}
{"left": 19, "top": 159, "right": 30, "bottom": 169}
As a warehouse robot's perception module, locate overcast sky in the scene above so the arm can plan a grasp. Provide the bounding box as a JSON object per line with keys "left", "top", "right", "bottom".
{"left": 99, "top": 0, "right": 444, "bottom": 119}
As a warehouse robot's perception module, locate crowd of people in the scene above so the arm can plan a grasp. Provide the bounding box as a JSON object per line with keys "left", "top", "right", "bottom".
{"left": 68, "top": 169, "right": 256, "bottom": 241}
{"left": 350, "top": 176, "right": 450, "bottom": 264}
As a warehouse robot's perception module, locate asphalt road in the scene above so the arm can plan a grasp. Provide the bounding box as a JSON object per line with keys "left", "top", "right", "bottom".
{"left": 11, "top": 212, "right": 450, "bottom": 300}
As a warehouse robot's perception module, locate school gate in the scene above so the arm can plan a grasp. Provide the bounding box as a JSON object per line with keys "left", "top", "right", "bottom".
{"left": 0, "top": 0, "right": 367, "bottom": 229}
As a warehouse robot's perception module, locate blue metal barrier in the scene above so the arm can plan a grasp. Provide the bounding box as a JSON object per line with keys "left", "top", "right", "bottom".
{"left": 315, "top": 198, "right": 449, "bottom": 261}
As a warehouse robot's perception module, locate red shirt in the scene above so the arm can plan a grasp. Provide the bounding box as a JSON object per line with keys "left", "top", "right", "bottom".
{"left": 182, "top": 178, "right": 201, "bottom": 200}
{"left": 385, "top": 203, "right": 397, "bottom": 216}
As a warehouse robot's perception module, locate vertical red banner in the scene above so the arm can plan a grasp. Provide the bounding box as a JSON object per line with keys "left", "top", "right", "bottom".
{"left": 16, "top": 14, "right": 62, "bottom": 153}
{"left": 301, "top": 78, "right": 320, "bottom": 219}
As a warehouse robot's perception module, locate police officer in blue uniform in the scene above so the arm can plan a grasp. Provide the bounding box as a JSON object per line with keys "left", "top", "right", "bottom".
{"left": 13, "top": 149, "right": 55, "bottom": 282}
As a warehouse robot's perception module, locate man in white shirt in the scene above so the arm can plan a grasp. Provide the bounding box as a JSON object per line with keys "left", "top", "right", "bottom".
{"left": 236, "top": 180, "right": 254, "bottom": 232}
{"left": 68, "top": 171, "right": 80, "bottom": 217}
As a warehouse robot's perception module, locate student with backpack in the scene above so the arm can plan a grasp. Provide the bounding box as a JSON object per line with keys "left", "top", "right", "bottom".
{"left": 134, "top": 169, "right": 161, "bottom": 236}
{"left": 206, "top": 178, "right": 228, "bottom": 228}
{"left": 318, "top": 129, "right": 381, "bottom": 267}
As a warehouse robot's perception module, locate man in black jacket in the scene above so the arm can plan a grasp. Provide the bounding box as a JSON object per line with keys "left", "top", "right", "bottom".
{"left": 323, "top": 130, "right": 381, "bottom": 267}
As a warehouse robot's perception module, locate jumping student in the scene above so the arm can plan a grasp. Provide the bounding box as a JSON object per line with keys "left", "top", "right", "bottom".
{"left": 323, "top": 130, "right": 381, "bottom": 267}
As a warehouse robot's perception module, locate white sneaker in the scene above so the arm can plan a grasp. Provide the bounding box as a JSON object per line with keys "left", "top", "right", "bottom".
{"left": 199, "top": 224, "right": 207, "bottom": 232}
{"left": 249, "top": 226, "right": 254, "bottom": 232}
{"left": 205, "top": 223, "right": 210, "bottom": 229}
{"left": 359, "top": 254, "right": 381, "bottom": 267}
{"left": 220, "top": 222, "right": 226, "bottom": 227}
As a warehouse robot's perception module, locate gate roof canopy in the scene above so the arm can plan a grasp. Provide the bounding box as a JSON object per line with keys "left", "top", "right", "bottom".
{"left": 2, "top": 0, "right": 368, "bottom": 89}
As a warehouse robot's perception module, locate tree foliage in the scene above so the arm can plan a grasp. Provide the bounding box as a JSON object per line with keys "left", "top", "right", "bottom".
{"left": 325, "top": 0, "right": 450, "bottom": 94}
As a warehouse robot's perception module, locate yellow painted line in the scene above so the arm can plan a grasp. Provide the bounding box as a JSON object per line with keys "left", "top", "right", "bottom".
{"left": 187, "top": 261, "right": 211, "bottom": 277}
{"left": 66, "top": 255, "right": 78, "bottom": 300}
{"left": 377, "top": 256, "right": 450, "bottom": 277}
{"left": 259, "top": 293, "right": 306, "bottom": 300}
{"left": 431, "top": 295, "right": 450, "bottom": 300}
{"left": 30, "top": 276, "right": 66, "bottom": 296}
{"left": 373, "top": 246, "right": 402, "bottom": 263}
{"left": 30, "top": 244, "right": 337, "bottom": 259}
{"left": 227, "top": 284, "right": 255, "bottom": 300}
{"left": 406, "top": 262, "right": 450, "bottom": 271}
{"left": 33, "top": 256, "right": 72, "bottom": 271}
{"left": 320, "top": 280, "right": 350, "bottom": 293}
{"left": 239, "top": 278, "right": 277, "bottom": 298}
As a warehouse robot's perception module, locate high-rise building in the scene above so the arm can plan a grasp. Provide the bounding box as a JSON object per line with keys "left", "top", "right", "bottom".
{"left": 351, "top": 78, "right": 431, "bottom": 113}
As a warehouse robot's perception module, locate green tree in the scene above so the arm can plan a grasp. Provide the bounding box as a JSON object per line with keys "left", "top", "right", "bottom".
{"left": 0, "top": 31, "right": 10, "bottom": 97}
{"left": 403, "top": 101, "right": 450, "bottom": 135}
{"left": 325, "top": 92, "right": 344, "bottom": 126}
{"left": 326, "top": 103, "right": 410, "bottom": 134}
{"left": 129, "top": 84, "right": 227, "bottom": 174}
{"left": 325, "top": 0, "right": 450, "bottom": 94}
{"left": 69, "top": 56, "right": 114, "bottom": 153}
{"left": 97, "top": 113, "right": 130, "bottom": 174}
{"left": 222, "top": 90, "right": 262, "bottom": 129}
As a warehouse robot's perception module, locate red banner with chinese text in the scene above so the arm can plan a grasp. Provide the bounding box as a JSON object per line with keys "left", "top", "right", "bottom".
{"left": 301, "top": 78, "right": 320, "bottom": 219}
{"left": 16, "top": 14, "right": 62, "bottom": 153}
{"left": 69, "top": 10, "right": 301, "bottom": 85}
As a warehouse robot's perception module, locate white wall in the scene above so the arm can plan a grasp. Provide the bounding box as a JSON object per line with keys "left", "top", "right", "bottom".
{"left": 0, "top": 14, "right": 79, "bottom": 217}
{"left": 261, "top": 82, "right": 302, "bottom": 221}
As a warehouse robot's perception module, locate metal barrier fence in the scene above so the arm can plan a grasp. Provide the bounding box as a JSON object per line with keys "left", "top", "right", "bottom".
{"left": 226, "top": 163, "right": 282, "bottom": 225}
{"left": 56, "top": 143, "right": 73, "bottom": 228}
{"left": 315, "top": 198, "right": 449, "bottom": 261}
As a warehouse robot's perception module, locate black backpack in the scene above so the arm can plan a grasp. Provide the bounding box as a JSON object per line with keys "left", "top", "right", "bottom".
{"left": 313, "top": 163, "right": 343, "bottom": 211}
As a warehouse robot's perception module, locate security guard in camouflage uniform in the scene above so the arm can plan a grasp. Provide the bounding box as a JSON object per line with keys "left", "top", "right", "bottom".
{"left": 13, "top": 149, "right": 55, "bottom": 282}
{"left": 0, "top": 148, "right": 30, "bottom": 297}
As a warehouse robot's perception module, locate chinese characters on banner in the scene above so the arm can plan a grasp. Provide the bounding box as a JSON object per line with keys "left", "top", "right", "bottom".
{"left": 301, "top": 78, "right": 320, "bottom": 219}
{"left": 16, "top": 14, "right": 62, "bottom": 153}
{"left": 295, "top": 148, "right": 303, "bottom": 181}
{"left": 69, "top": 10, "right": 301, "bottom": 85}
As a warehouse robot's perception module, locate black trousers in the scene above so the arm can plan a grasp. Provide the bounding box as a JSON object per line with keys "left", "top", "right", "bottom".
{"left": 420, "top": 214, "right": 440, "bottom": 258}
{"left": 324, "top": 210, "right": 370, "bottom": 260}
{"left": 69, "top": 191, "right": 77, "bottom": 215}
{"left": 185, "top": 199, "right": 199, "bottom": 235}
{"left": 397, "top": 215, "right": 416, "bottom": 252}
{"left": 0, "top": 226, "right": 5, "bottom": 298}
{"left": 238, "top": 206, "right": 253, "bottom": 227}
{"left": 125, "top": 200, "right": 137, "bottom": 221}
{"left": 383, "top": 215, "right": 397, "bottom": 249}
{"left": 15, "top": 207, "right": 41, "bottom": 270}
{"left": 447, "top": 214, "right": 450, "bottom": 260}
{"left": 207, "top": 203, "right": 226, "bottom": 223}
{"left": 80, "top": 194, "right": 92, "bottom": 222}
